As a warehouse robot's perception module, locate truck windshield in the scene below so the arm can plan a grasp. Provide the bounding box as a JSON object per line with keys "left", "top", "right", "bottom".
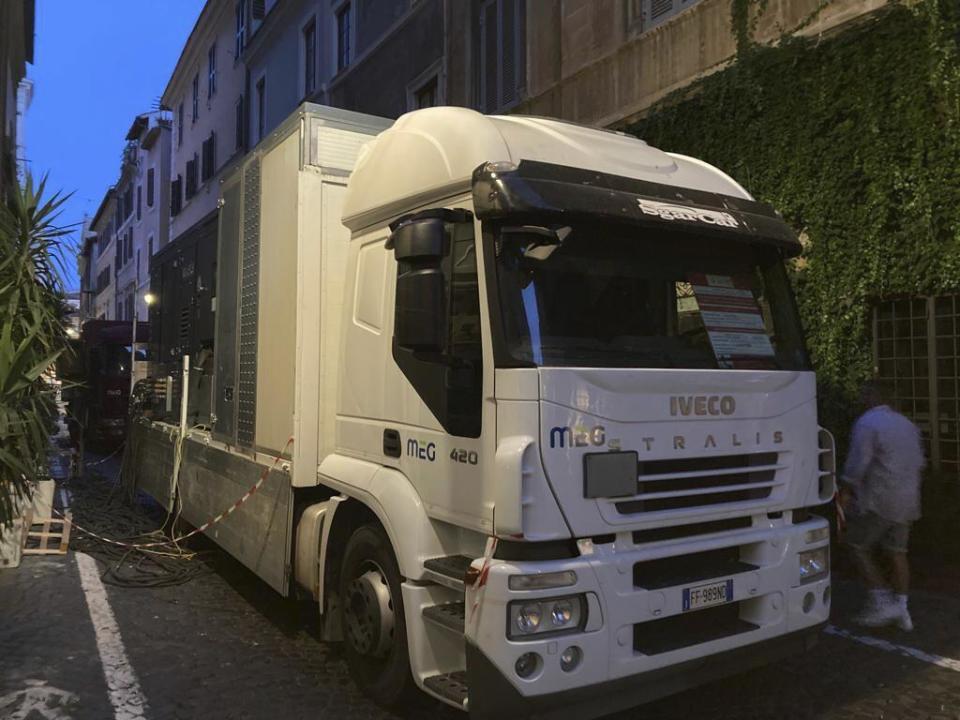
{"left": 492, "top": 223, "right": 809, "bottom": 370}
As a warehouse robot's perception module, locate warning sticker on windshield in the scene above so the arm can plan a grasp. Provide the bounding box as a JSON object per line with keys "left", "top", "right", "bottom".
{"left": 688, "top": 273, "right": 775, "bottom": 368}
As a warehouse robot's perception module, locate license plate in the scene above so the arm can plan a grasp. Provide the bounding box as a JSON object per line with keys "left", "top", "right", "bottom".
{"left": 682, "top": 579, "right": 733, "bottom": 612}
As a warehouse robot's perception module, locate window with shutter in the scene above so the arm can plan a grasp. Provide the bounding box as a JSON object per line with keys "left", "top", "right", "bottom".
{"left": 201, "top": 134, "right": 216, "bottom": 182}
{"left": 480, "top": 1, "right": 497, "bottom": 112}
{"left": 136, "top": 186, "right": 142, "bottom": 220}
{"left": 147, "top": 168, "right": 154, "bottom": 207}
{"left": 192, "top": 74, "right": 199, "bottom": 122}
{"left": 235, "top": 95, "right": 245, "bottom": 151}
{"left": 208, "top": 43, "right": 217, "bottom": 98}
{"left": 235, "top": 0, "right": 247, "bottom": 58}
{"left": 256, "top": 77, "right": 266, "bottom": 141}
{"left": 501, "top": 0, "right": 517, "bottom": 107}
{"left": 251, "top": 0, "right": 265, "bottom": 19}
{"left": 650, "top": 0, "right": 673, "bottom": 20}
{"left": 337, "top": 4, "right": 352, "bottom": 72}
{"left": 478, "top": 0, "right": 525, "bottom": 112}
{"left": 186, "top": 156, "right": 198, "bottom": 199}
{"left": 171, "top": 176, "right": 183, "bottom": 216}
{"left": 303, "top": 19, "right": 317, "bottom": 96}
{"left": 641, "top": 0, "right": 698, "bottom": 30}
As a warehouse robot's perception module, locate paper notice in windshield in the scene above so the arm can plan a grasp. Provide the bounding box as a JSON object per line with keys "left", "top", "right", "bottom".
{"left": 688, "top": 273, "right": 775, "bottom": 369}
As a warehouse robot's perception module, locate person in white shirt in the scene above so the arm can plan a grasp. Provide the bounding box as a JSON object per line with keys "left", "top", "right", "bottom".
{"left": 839, "top": 381, "right": 925, "bottom": 631}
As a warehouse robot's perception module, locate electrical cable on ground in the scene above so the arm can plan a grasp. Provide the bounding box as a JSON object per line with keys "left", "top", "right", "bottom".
{"left": 62, "top": 469, "right": 212, "bottom": 588}
{"left": 60, "top": 434, "right": 293, "bottom": 589}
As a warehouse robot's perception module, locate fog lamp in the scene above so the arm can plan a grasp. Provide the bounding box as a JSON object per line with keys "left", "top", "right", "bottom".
{"left": 799, "top": 547, "right": 829, "bottom": 584}
{"left": 560, "top": 646, "right": 582, "bottom": 672}
{"left": 515, "top": 652, "right": 541, "bottom": 679}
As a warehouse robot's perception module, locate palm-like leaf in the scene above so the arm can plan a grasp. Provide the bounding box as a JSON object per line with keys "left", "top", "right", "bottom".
{"left": 0, "top": 174, "right": 71, "bottom": 528}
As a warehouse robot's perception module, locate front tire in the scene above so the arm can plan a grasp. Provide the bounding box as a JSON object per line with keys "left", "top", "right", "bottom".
{"left": 339, "top": 523, "right": 414, "bottom": 706}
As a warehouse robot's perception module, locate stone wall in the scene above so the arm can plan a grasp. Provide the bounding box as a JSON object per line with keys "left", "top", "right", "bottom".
{"left": 516, "top": 0, "right": 889, "bottom": 128}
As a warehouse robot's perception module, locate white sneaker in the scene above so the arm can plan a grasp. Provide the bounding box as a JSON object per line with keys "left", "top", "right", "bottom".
{"left": 896, "top": 607, "right": 914, "bottom": 632}
{"left": 854, "top": 602, "right": 900, "bottom": 628}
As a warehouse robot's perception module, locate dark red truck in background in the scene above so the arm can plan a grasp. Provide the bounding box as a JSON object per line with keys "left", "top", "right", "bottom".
{"left": 61, "top": 320, "right": 149, "bottom": 449}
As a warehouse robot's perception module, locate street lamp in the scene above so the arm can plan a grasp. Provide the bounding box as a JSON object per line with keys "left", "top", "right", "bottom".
{"left": 130, "top": 291, "right": 157, "bottom": 394}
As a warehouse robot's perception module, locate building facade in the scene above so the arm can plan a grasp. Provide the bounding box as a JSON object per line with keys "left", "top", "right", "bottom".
{"left": 0, "top": 0, "right": 34, "bottom": 197}
{"left": 77, "top": 218, "right": 96, "bottom": 322}
{"left": 240, "top": 0, "right": 528, "bottom": 135}
{"left": 163, "top": 0, "right": 247, "bottom": 244}
{"left": 114, "top": 112, "right": 172, "bottom": 323}
{"left": 517, "top": 0, "right": 886, "bottom": 127}
{"left": 89, "top": 189, "right": 118, "bottom": 321}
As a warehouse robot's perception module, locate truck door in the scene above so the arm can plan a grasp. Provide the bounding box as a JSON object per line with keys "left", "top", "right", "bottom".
{"left": 388, "top": 209, "right": 490, "bottom": 530}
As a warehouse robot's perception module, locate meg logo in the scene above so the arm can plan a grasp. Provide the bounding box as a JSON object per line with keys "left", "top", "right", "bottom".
{"left": 549, "top": 425, "right": 606, "bottom": 449}
{"left": 670, "top": 395, "right": 736, "bottom": 417}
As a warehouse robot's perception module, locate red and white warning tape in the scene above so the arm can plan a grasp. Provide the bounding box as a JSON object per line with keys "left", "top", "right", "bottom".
{"left": 55, "top": 437, "right": 294, "bottom": 551}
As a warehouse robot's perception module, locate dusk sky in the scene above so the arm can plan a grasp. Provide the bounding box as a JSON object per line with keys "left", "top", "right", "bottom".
{"left": 26, "top": 0, "right": 205, "bottom": 291}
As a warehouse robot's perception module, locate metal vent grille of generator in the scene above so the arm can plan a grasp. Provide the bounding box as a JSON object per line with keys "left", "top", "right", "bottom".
{"left": 236, "top": 158, "right": 261, "bottom": 447}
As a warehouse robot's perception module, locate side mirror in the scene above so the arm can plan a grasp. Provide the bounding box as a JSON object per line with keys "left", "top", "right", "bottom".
{"left": 395, "top": 268, "right": 445, "bottom": 351}
{"left": 390, "top": 217, "right": 449, "bottom": 353}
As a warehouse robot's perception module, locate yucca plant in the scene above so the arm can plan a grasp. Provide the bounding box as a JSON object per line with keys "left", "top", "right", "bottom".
{"left": 0, "top": 175, "right": 71, "bottom": 528}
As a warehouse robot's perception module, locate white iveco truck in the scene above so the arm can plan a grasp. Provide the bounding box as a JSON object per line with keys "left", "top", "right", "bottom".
{"left": 132, "top": 103, "right": 835, "bottom": 719}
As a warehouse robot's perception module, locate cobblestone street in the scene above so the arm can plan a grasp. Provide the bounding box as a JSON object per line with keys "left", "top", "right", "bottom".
{"left": 3, "top": 464, "right": 960, "bottom": 720}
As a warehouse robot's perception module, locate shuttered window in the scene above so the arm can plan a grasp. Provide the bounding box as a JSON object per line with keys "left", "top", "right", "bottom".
{"left": 186, "top": 155, "right": 198, "bottom": 199}
{"left": 478, "top": 0, "right": 526, "bottom": 113}
{"left": 201, "top": 133, "right": 216, "bottom": 182}
{"left": 171, "top": 176, "right": 183, "bottom": 216}
{"left": 636, "top": 0, "right": 703, "bottom": 32}
{"left": 235, "top": 95, "right": 245, "bottom": 151}
{"left": 303, "top": 19, "right": 317, "bottom": 96}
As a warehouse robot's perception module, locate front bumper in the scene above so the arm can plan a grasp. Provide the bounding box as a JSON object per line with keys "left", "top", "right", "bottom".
{"left": 467, "top": 623, "right": 824, "bottom": 720}
{"left": 464, "top": 515, "right": 830, "bottom": 717}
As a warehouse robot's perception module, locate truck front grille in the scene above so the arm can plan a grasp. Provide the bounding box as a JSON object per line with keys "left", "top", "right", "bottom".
{"left": 614, "top": 452, "right": 785, "bottom": 515}
{"left": 633, "top": 602, "right": 758, "bottom": 655}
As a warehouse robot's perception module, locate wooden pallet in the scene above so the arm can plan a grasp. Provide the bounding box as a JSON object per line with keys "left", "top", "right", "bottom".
{"left": 21, "top": 512, "right": 72, "bottom": 555}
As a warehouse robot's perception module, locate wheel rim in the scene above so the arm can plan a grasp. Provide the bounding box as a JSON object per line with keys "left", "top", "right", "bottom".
{"left": 344, "top": 561, "right": 395, "bottom": 658}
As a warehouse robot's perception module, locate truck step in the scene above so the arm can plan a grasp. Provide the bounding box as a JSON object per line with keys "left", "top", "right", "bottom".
{"left": 423, "top": 555, "right": 473, "bottom": 591}
{"left": 423, "top": 671, "right": 469, "bottom": 709}
{"left": 422, "top": 601, "right": 466, "bottom": 634}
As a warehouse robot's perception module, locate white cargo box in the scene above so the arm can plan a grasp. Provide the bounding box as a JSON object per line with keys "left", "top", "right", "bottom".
{"left": 212, "top": 104, "right": 391, "bottom": 486}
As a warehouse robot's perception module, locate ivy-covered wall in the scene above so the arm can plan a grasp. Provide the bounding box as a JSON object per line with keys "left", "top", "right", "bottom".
{"left": 627, "top": 0, "right": 960, "bottom": 441}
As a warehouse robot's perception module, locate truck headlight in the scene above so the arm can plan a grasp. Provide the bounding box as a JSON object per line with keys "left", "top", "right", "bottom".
{"left": 799, "top": 547, "right": 829, "bottom": 584}
{"left": 508, "top": 595, "right": 585, "bottom": 640}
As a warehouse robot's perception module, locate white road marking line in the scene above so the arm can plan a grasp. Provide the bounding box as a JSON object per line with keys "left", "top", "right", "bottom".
{"left": 826, "top": 624, "right": 960, "bottom": 672}
{"left": 75, "top": 552, "right": 149, "bottom": 719}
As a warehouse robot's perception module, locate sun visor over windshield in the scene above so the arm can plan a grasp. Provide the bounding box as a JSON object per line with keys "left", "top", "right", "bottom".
{"left": 472, "top": 160, "right": 802, "bottom": 257}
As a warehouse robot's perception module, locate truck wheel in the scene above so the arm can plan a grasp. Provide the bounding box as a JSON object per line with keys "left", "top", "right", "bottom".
{"left": 339, "top": 523, "right": 414, "bottom": 706}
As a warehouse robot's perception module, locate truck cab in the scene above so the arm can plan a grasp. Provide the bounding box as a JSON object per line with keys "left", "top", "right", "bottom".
{"left": 333, "top": 108, "right": 833, "bottom": 717}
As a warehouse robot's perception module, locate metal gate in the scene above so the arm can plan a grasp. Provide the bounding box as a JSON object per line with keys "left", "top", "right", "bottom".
{"left": 873, "top": 294, "right": 960, "bottom": 478}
